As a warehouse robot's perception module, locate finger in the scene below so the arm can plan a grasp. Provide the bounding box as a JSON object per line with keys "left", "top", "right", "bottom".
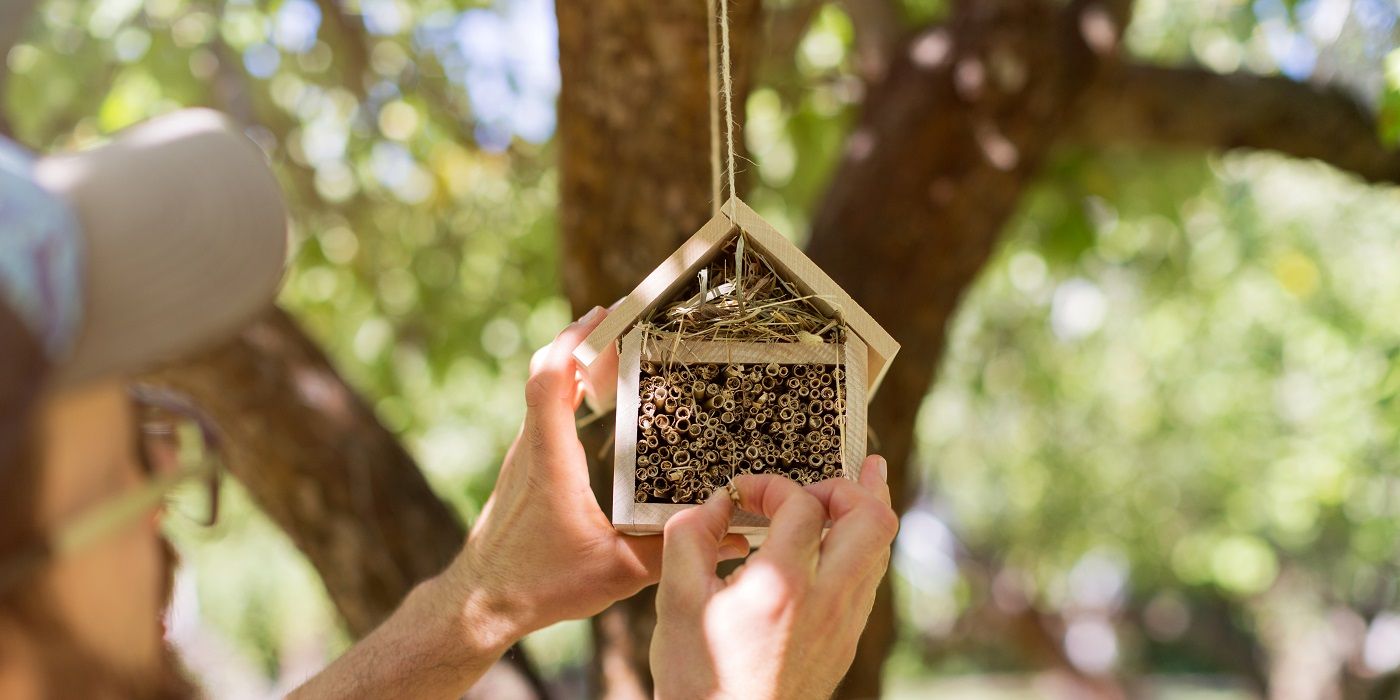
{"left": 658, "top": 490, "right": 734, "bottom": 611}
{"left": 802, "top": 456, "right": 890, "bottom": 519}
{"left": 522, "top": 307, "right": 606, "bottom": 462}
{"left": 617, "top": 529, "right": 749, "bottom": 585}
{"left": 802, "top": 474, "right": 899, "bottom": 579}
{"left": 858, "top": 455, "right": 891, "bottom": 507}
{"left": 732, "top": 475, "right": 825, "bottom": 579}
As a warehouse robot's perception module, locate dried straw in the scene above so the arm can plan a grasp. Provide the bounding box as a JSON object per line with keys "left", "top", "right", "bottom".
{"left": 643, "top": 235, "right": 845, "bottom": 345}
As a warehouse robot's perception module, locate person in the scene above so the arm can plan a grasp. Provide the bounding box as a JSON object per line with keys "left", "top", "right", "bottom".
{"left": 0, "top": 109, "right": 899, "bottom": 700}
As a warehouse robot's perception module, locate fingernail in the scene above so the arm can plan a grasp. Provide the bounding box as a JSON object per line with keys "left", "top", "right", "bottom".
{"left": 608, "top": 297, "right": 625, "bottom": 311}
{"left": 874, "top": 456, "right": 888, "bottom": 483}
{"left": 718, "top": 542, "right": 749, "bottom": 560}
{"left": 579, "top": 306, "right": 603, "bottom": 324}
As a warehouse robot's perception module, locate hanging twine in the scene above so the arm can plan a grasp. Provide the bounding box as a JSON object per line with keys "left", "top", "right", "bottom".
{"left": 707, "top": 0, "right": 738, "bottom": 221}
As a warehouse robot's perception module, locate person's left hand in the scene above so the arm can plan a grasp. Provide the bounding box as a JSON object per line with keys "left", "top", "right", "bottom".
{"left": 441, "top": 307, "right": 752, "bottom": 642}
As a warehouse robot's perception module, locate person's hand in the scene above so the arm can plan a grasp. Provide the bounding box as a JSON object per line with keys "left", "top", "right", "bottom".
{"left": 441, "top": 307, "right": 751, "bottom": 644}
{"left": 650, "top": 459, "right": 898, "bottom": 700}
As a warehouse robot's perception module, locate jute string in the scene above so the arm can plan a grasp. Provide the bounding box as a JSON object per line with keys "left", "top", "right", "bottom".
{"left": 707, "top": 0, "right": 738, "bottom": 221}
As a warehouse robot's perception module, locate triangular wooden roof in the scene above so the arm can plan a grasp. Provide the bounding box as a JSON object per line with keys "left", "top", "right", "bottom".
{"left": 574, "top": 197, "right": 899, "bottom": 399}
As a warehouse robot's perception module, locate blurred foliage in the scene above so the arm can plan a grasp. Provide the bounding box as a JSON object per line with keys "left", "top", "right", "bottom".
{"left": 6, "top": 0, "right": 1400, "bottom": 695}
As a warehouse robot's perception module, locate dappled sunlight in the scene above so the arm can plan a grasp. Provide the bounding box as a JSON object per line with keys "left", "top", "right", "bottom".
{"left": 8, "top": 0, "right": 1400, "bottom": 695}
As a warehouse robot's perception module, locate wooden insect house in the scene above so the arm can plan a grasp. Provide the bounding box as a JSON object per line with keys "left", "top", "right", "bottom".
{"left": 574, "top": 198, "right": 899, "bottom": 535}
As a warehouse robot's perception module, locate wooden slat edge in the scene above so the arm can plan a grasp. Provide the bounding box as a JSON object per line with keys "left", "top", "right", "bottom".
{"left": 629, "top": 502, "right": 771, "bottom": 534}
{"left": 640, "top": 336, "right": 842, "bottom": 365}
{"left": 612, "top": 329, "right": 643, "bottom": 529}
{"left": 866, "top": 344, "right": 896, "bottom": 398}
{"left": 843, "top": 335, "right": 868, "bottom": 482}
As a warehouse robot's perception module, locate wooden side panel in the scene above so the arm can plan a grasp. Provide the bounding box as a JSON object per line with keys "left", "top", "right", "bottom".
{"left": 574, "top": 211, "right": 735, "bottom": 372}
{"left": 842, "top": 335, "right": 868, "bottom": 482}
{"left": 721, "top": 198, "right": 900, "bottom": 396}
{"left": 612, "top": 329, "right": 643, "bottom": 530}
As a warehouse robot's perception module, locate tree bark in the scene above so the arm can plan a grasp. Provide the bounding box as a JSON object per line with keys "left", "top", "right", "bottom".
{"left": 140, "top": 307, "right": 545, "bottom": 698}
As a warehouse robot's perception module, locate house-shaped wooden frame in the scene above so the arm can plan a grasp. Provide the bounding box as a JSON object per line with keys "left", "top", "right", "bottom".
{"left": 573, "top": 198, "right": 899, "bottom": 535}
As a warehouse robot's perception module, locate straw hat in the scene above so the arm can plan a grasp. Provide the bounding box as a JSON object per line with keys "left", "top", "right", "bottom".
{"left": 31, "top": 109, "right": 287, "bottom": 386}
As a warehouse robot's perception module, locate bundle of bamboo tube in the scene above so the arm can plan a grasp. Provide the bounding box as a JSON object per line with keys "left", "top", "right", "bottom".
{"left": 633, "top": 360, "right": 845, "bottom": 504}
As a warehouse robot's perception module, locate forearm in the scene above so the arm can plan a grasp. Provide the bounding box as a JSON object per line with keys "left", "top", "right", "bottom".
{"left": 289, "top": 572, "right": 520, "bottom": 700}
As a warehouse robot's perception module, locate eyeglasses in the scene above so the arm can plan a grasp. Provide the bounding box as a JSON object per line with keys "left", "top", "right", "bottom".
{"left": 0, "top": 385, "right": 222, "bottom": 596}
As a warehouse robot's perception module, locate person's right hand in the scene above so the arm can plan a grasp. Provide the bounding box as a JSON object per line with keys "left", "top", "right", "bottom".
{"left": 650, "top": 458, "right": 899, "bottom": 700}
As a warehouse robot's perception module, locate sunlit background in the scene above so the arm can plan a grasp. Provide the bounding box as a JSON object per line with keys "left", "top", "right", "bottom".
{"left": 8, "top": 0, "right": 1400, "bottom": 697}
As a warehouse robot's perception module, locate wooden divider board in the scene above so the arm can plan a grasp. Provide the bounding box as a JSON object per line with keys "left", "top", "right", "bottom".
{"left": 612, "top": 328, "right": 869, "bottom": 536}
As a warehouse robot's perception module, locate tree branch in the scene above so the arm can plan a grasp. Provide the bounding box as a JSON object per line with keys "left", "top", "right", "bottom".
{"left": 1072, "top": 62, "right": 1400, "bottom": 184}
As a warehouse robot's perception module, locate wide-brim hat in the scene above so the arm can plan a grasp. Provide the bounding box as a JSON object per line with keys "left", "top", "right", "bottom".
{"left": 33, "top": 109, "right": 287, "bottom": 386}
